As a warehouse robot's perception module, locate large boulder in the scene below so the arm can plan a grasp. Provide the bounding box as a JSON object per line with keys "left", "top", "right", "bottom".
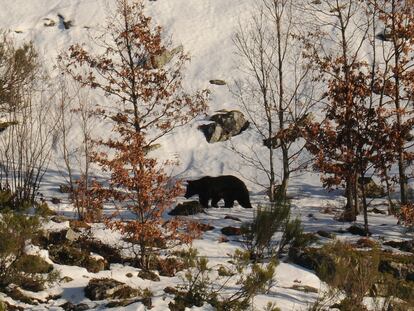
{"left": 84, "top": 278, "right": 141, "bottom": 301}
{"left": 49, "top": 244, "right": 108, "bottom": 273}
{"left": 199, "top": 110, "right": 249, "bottom": 143}
{"left": 168, "top": 201, "right": 204, "bottom": 216}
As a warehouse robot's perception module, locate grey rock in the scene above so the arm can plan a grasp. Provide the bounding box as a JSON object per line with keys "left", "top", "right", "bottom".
{"left": 209, "top": 79, "right": 226, "bottom": 85}
{"left": 199, "top": 110, "right": 249, "bottom": 143}
{"left": 65, "top": 228, "right": 80, "bottom": 242}
{"left": 168, "top": 201, "right": 204, "bottom": 216}
{"left": 84, "top": 278, "right": 141, "bottom": 300}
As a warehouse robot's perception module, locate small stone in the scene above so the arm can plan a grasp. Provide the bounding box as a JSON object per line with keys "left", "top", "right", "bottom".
{"left": 74, "top": 303, "right": 90, "bottom": 311}
{"left": 347, "top": 225, "right": 370, "bottom": 236}
{"left": 316, "top": 230, "right": 334, "bottom": 239}
{"left": 209, "top": 79, "right": 226, "bottom": 85}
{"left": 290, "top": 284, "right": 318, "bottom": 293}
{"left": 43, "top": 18, "right": 56, "bottom": 27}
{"left": 221, "top": 226, "right": 241, "bottom": 236}
{"left": 138, "top": 270, "right": 160, "bottom": 282}
{"left": 61, "top": 276, "right": 74, "bottom": 283}
{"left": 60, "top": 302, "right": 75, "bottom": 311}
{"left": 106, "top": 299, "right": 141, "bottom": 308}
{"left": 164, "top": 286, "right": 179, "bottom": 295}
{"left": 196, "top": 222, "right": 215, "bottom": 232}
{"left": 50, "top": 215, "right": 69, "bottom": 223}
{"left": 51, "top": 197, "right": 61, "bottom": 204}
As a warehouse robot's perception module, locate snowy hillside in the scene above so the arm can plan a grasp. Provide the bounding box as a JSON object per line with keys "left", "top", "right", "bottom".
{"left": 0, "top": 0, "right": 413, "bottom": 311}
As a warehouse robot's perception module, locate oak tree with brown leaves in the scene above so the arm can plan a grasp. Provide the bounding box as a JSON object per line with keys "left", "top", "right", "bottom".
{"left": 368, "top": 0, "right": 414, "bottom": 206}
{"left": 93, "top": 129, "right": 199, "bottom": 270}
{"left": 60, "top": 0, "right": 208, "bottom": 145}
{"left": 302, "top": 0, "right": 379, "bottom": 225}
{"left": 60, "top": 0, "right": 206, "bottom": 269}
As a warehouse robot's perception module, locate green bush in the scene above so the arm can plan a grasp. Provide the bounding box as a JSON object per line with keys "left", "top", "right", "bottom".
{"left": 14, "top": 254, "right": 53, "bottom": 274}
{"left": 241, "top": 200, "right": 304, "bottom": 260}
{"left": 35, "top": 201, "right": 56, "bottom": 217}
{"left": 0, "top": 187, "right": 32, "bottom": 212}
{"left": 0, "top": 212, "right": 41, "bottom": 286}
{"left": 309, "top": 242, "right": 379, "bottom": 309}
{"left": 0, "top": 212, "right": 59, "bottom": 292}
{"left": 170, "top": 248, "right": 277, "bottom": 310}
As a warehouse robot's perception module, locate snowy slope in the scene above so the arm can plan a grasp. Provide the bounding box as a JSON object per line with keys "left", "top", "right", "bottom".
{"left": 0, "top": 1, "right": 411, "bottom": 311}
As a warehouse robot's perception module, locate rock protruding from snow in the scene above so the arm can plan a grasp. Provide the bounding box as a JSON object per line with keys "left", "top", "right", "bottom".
{"left": 209, "top": 79, "right": 226, "bottom": 85}
{"left": 138, "top": 270, "right": 160, "bottom": 282}
{"left": 199, "top": 110, "right": 249, "bottom": 143}
{"left": 221, "top": 226, "right": 241, "bottom": 236}
{"left": 168, "top": 201, "right": 204, "bottom": 216}
{"left": 84, "top": 278, "right": 141, "bottom": 301}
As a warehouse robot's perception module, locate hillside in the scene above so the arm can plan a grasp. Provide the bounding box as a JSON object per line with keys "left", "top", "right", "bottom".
{"left": 0, "top": 0, "right": 413, "bottom": 310}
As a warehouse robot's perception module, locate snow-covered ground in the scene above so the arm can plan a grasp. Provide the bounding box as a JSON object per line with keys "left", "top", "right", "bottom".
{"left": 0, "top": 1, "right": 413, "bottom": 310}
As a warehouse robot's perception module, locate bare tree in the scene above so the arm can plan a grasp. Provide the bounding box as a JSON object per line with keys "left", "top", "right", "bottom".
{"left": 0, "top": 80, "right": 58, "bottom": 206}
{"left": 233, "top": 0, "right": 315, "bottom": 202}
{"left": 53, "top": 75, "right": 98, "bottom": 219}
{"left": 0, "top": 34, "right": 58, "bottom": 207}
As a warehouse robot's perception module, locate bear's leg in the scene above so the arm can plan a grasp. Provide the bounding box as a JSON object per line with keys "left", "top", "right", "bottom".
{"left": 211, "top": 195, "right": 221, "bottom": 208}
{"left": 224, "top": 196, "right": 234, "bottom": 208}
{"left": 237, "top": 199, "right": 252, "bottom": 209}
{"left": 199, "top": 195, "right": 209, "bottom": 208}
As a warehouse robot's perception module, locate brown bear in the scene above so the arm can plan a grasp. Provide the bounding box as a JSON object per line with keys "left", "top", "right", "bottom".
{"left": 184, "top": 175, "right": 252, "bottom": 208}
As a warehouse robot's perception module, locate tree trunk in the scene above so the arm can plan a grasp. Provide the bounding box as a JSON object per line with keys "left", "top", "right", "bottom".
{"left": 360, "top": 174, "right": 369, "bottom": 236}
{"left": 279, "top": 143, "right": 289, "bottom": 201}
{"left": 344, "top": 176, "right": 356, "bottom": 221}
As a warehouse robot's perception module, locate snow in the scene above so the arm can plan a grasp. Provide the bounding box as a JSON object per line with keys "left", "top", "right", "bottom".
{"left": 0, "top": 0, "right": 413, "bottom": 310}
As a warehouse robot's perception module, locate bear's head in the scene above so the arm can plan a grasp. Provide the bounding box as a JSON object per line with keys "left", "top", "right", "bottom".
{"left": 184, "top": 180, "right": 196, "bottom": 198}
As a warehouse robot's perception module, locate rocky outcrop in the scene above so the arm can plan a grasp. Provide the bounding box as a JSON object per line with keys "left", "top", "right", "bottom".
{"left": 49, "top": 244, "right": 108, "bottom": 273}
{"left": 199, "top": 110, "right": 249, "bottom": 143}
{"left": 168, "top": 201, "right": 204, "bottom": 216}
{"left": 138, "top": 270, "right": 160, "bottom": 282}
{"left": 84, "top": 278, "right": 141, "bottom": 300}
